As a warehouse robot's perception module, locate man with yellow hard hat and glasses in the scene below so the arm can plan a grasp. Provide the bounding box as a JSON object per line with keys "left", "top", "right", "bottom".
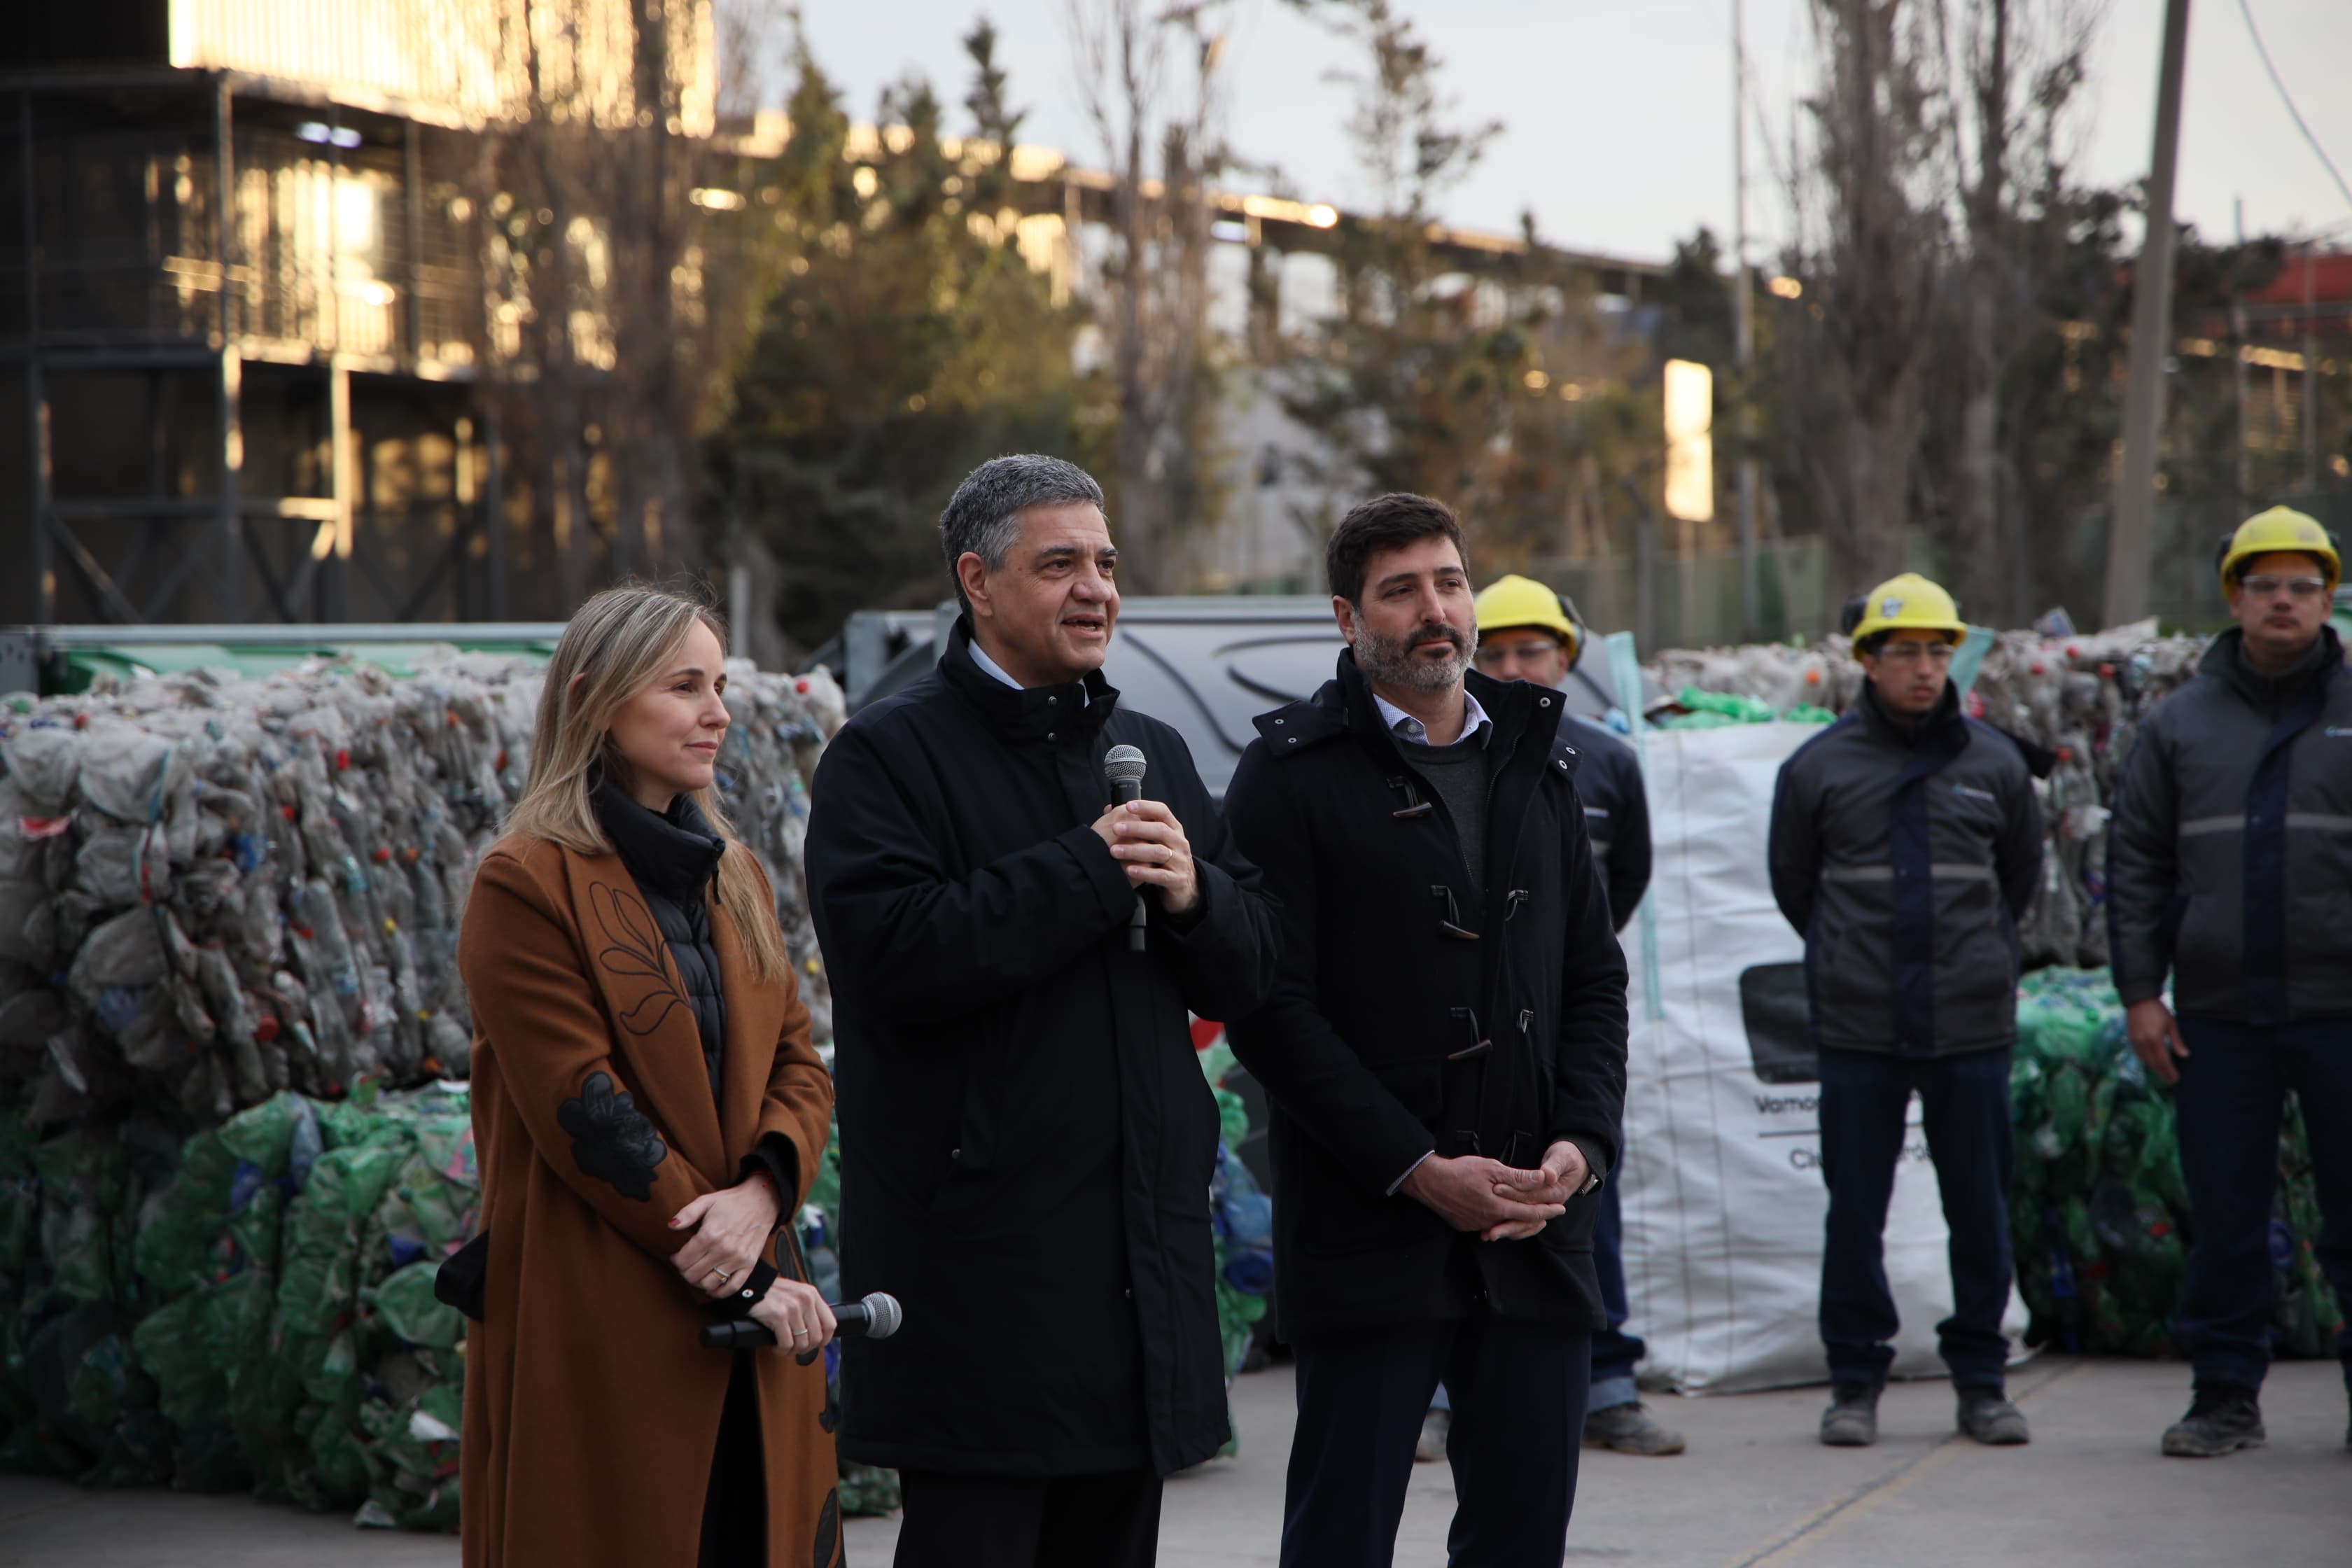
{"left": 1419, "top": 575, "right": 1680, "bottom": 1458}
{"left": 2108, "top": 507, "right": 2352, "bottom": 1458}
{"left": 1768, "top": 573, "right": 2043, "bottom": 1449}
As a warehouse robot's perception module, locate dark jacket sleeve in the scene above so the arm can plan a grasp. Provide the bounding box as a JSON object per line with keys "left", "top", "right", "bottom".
{"left": 1222, "top": 743, "right": 1441, "bottom": 1196}
{"left": 1546, "top": 776, "right": 1630, "bottom": 1180}
{"left": 806, "top": 722, "right": 1135, "bottom": 1027}
{"left": 2105, "top": 717, "right": 2180, "bottom": 1007}
{"left": 1604, "top": 748, "right": 1653, "bottom": 936}
{"left": 1767, "top": 752, "right": 1821, "bottom": 937}
{"left": 1147, "top": 735, "right": 1281, "bottom": 1023}
{"left": 1997, "top": 754, "right": 2045, "bottom": 922}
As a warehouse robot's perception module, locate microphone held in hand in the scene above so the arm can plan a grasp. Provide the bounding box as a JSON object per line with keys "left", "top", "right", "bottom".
{"left": 1103, "top": 744, "right": 1149, "bottom": 952}
{"left": 699, "top": 1291, "right": 904, "bottom": 1351}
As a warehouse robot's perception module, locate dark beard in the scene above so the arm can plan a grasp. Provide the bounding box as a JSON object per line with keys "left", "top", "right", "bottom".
{"left": 1354, "top": 620, "right": 1469, "bottom": 691}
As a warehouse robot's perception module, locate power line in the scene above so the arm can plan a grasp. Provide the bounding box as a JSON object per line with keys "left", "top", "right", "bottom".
{"left": 2236, "top": 0, "right": 2352, "bottom": 219}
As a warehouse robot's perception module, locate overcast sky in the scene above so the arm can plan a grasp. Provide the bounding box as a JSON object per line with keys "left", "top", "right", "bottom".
{"left": 792, "top": 0, "right": 2352, "bottom": 263}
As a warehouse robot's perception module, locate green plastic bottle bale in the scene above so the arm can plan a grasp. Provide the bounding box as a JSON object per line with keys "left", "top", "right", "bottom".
{"left": 839, "top": 1461, "right": 903, "bottom": 1517}
{"left": 1675, "top": 686, "right": 1779, "bottom": 723}
{"left": 1213, "top": 1087, "right": 1250, "bottom": 1158}
{"left": 353, "top": 1380, "right": 463, "bottom": 1531}
{"left": 370, "top": 1260, "right": 463, "bottom": 1351}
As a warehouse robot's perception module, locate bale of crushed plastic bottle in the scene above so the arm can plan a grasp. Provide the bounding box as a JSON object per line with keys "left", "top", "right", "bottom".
{"left": 1644, "top": 622, "right": 2215, "bottom": 969}
{"left": 0, "top": 651, "right": 844, "bottom": 1136}
{"left": 2008, "top": 967, "right": 2339, "bottom": 1360}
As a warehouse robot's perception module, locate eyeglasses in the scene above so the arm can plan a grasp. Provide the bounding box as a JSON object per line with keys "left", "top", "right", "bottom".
{"left": 1473, "top": 638, "right": 1564, "bottom": 666}
{"left": 1875, "top": 642, "right": 1955, "bottom": 666}
{"left": 2238, "top": 574, "right": 2329, "bottom": 600}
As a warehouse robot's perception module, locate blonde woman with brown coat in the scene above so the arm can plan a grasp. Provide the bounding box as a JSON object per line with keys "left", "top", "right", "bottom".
{"left": 456, "top": 585, "right": 841, "bottom": 1567}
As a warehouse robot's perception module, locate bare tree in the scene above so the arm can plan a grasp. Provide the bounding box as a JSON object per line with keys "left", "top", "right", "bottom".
{"left": 1774, "top": 0, "right": 2105, "bottom": 621}
{"left": 1932, "top": 0, "right": 2100, "bottom": 626}
{"left": 1067, "top": 0, "right": 1231, "bottom": 591}
{"left": 1777, "top": 0, "right": 1950, "bottom": 606}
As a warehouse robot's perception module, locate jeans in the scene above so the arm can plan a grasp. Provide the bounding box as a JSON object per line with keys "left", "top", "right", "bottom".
{"left": 1816, "top": 1044, "right": 2015, "bottom": 1390}
{"left": 2173, "top": 1016, "right": 2352, "bottom": 1390}
{"left": 1588, "top": 1177, "right": 1646, "bottom": 1410}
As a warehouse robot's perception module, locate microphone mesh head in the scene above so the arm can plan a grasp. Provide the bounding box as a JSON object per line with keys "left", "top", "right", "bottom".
{"left": 1102, "top": 744, "right": 1147, "bottom": 785}
{"left": 863, "top": 1292, "right": 904, "bottom": 1339}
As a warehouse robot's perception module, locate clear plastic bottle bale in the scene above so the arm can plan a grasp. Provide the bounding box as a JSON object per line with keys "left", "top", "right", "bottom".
{"left": 1, "top": 722, "right": 83, "bottom": 814}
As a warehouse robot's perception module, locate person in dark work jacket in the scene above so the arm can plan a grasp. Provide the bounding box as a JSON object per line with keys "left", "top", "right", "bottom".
{"left": 1224, "top": 496, "right": 1628, "bottom": 1568}
{"left": 1449, "top": 573, "right": 1676, "bottom": 1462}
{"left": 1768, "top": 573, "right": 2042, "bottom": 1451}
{"left": 804, "top": 456, "right": 1279, "bottom": 1568}
{"left": 2106, "top": 507, "right": 2352, "bottom": 1459}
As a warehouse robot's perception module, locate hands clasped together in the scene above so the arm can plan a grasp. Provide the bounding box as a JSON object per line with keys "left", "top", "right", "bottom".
{"left": 668, "top": 1172, "right": 837, "bottom": 1354}
{"left": 1402, "top": 1141, "right": 1592, "bottom": 1242}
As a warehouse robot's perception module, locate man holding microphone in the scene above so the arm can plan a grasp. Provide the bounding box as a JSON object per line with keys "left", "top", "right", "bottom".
{"left": 1225, "top": 493, "right": 1628, "bottom": 1567}
{"left": 805, "top": 455, "right": 1279, "bottom": 1566}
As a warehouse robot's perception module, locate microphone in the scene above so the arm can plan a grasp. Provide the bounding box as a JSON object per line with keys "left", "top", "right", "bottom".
{"left": 1103, "top": 744, "right": 1149, "bottom": 952}
{"left": 699, "top": 1290, "right": 904, "bottom": 1350}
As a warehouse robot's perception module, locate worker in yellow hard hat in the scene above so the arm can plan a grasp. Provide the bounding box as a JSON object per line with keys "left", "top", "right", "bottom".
{"left": 1771, "top": 568, "right": 2044, "bottom": 1448}
{"left": 1455, "top": 573, "right": 1681, "bottom": 1460}
{"left": 2108, "top": 505, "right": 2352, "bottom": 1458}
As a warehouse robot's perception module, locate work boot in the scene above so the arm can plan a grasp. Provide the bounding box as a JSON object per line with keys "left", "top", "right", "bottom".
{"left": 2160, "top": 1380, "right": 2265, "bottom": 1457}
{"left": 1414, "top": 1406, "right": 1450, "bottom": 1463}
{"left": 1819, "top": 1382, "right": 1879, "bottom": 1447}
{"left": 1583, "top": 1401, "right": 1688, "bottom": 1455}
{"left": 1955, "top": 1386, "right": 2030, "bottom": 1446}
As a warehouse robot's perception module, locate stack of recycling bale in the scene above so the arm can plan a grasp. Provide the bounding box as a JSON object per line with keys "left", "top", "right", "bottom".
{"left": 0, "top": 1084, "right": 479, "bottom": 1526}
{"left": 0, "top": 645, "right": 848, "bottom": 1522}
{"left": 0, "top": 652, "right": 844, "bottom": 1132}
{"left": 2008, "top": 969, "right": 2340, "bottom": 1359}
{"left": 1645, "top": 620, "right": 2211, "bottom": 967}
{"left": 787, "top": 1114, "right": 901, "bottom": 1518}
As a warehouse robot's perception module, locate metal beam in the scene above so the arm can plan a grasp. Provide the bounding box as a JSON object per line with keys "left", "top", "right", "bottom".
{"left": 404, "top": 119, "right": 424, "bottom": 364}
{"left": 214, "top": 74, "right": 244, "bottom": 621}
{"left": 22, "top": 90, "right": 53, "bottom": 625}
{"left": 329, "top": 355, "right": 354, "bottom": 619}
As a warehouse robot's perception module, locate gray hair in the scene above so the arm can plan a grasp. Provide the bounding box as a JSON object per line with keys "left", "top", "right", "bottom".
{"left": 938, "top": 454, "right": 1107, "bottom": 611}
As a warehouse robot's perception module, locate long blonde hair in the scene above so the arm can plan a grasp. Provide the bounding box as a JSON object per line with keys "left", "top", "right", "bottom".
{"left": 507, "top": 584, "right": 790, "bottom": 983}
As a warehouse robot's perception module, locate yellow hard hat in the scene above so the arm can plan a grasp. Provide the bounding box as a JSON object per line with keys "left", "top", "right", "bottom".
{"left": 1474, "top": 574, "right": 1581, "bottom": 664}
{"left": 2216, "top": 506, "right": 2339, "bottom": 595}
{"left": 1849, "top": 573, "right": 1965, "bottom": 657}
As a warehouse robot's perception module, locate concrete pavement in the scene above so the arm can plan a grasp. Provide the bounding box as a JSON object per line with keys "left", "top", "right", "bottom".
{"left": 3, "top": 1355, "right": 2344, "bottom": 1565}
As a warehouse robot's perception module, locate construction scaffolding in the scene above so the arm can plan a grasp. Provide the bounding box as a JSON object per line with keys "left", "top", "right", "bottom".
{"left": 1, "top": 64, "right": 503, "bottom": 629}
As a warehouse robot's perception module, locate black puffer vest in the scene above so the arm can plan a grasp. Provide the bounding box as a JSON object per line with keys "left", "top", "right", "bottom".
{"left": 592, "top": 776, "right": 729, "bottom": 1105}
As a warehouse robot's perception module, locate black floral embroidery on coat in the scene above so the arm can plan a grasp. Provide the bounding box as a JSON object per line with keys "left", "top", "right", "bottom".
{"left": 813, "top": 1488, "right": 840, "bottom": 1567}
{"left": 589, "top": 880, "right": 690, "bottom": 1036}
{"left": 556, "top": 1070, "right": 668, "bottom": 1200}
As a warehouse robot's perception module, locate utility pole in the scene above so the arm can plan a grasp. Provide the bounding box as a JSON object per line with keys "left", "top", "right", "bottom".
{"left": 2234, "top": 195, "right": 2250, "bottom": 502}
{"left": 2303, "top": 239, "right": 2320, "bottom": 491}
{"left": 1732, "top": 0, "right": 1761, "bottom": 641}
{"left": 2103, "top": 0, "right": 2191, "bottom": 629}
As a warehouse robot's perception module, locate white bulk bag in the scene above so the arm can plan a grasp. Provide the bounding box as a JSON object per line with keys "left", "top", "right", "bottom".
{"left": 1616, "top": 722, "right": 2028, "bottom": 1393}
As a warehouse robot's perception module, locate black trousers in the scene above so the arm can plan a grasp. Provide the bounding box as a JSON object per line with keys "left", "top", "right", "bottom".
{"left": 1816, "top": 1044, "right": 2015, "bottom": 1390}
{"left": 1283, "top": 1312, "right": 1590, "bottom": 1568}
{"left": 2174, "top": 1016, "right": 2352, "bottom": 1388}
{"left": 893, "top": 1467, "right": 1163, "bottom": 1568}
{"left": 699, "top": 1352, "right": 768, "bottom": 1567}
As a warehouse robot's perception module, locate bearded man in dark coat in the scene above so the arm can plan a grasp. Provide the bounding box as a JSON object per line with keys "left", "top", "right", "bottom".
{"left": 805, "top": 454, "right": 1281, "bottom": 1568}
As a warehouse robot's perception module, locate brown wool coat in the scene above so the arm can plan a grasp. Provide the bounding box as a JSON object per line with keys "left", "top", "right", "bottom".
{"left": 456, "top": 834, "right": 840, "bottom": 1568}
